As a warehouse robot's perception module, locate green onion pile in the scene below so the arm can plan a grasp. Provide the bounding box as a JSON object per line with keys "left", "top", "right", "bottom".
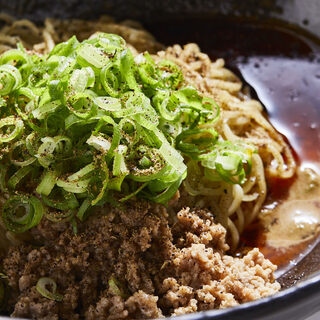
{"left": 0, "top": 33, "right": 254, "bottom": 233}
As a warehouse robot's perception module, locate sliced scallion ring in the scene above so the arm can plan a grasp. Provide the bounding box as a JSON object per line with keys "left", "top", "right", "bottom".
{"left": 0, "top": 116, "right": 24, "bottom": 143}
{"left": 2, "top": 195, "right": 45, "bottom": 233}
{"left": 0, "top": 32, "right": 254, "bottom": 232}
{"left": 36, "top": 277, "right": 63, "bottom": 302}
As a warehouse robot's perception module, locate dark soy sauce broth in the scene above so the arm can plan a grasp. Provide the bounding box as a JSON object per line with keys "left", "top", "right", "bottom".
{"left": 146, "top": 17, "right": 320, "bottom": 272}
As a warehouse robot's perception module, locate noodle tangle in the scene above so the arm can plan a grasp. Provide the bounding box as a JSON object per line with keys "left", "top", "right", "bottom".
{"left": 159, "top": 44, "right": 295, "bottom": 248}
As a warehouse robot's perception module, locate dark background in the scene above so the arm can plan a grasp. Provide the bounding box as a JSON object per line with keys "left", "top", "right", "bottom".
{"left": 0, "top": 0, "right": 282, "bottom": 22}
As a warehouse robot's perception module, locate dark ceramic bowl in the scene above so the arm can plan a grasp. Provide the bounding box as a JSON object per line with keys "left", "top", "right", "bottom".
{"left": 0, "top": 1, "right": 320, "bottom": 319}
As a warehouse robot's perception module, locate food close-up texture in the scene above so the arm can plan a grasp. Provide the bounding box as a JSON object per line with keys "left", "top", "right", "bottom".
{"left": 0, "top": 13, "right": 308, "bottom": 320}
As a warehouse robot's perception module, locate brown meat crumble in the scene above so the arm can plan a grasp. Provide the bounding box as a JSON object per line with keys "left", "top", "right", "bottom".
{"left": 1, "top": 201, "right": 280, "bottom": 319}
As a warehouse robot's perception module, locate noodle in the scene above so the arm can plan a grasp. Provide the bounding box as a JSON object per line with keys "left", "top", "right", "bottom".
{"left": 158, "top": 44, "right": 295, "bottom": 248}
{"left": 0, "top": 14, "right": 296, "bottom": 250}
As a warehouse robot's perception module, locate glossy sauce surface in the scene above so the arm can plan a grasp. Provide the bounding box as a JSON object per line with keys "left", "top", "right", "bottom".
{"left": 146, "top": 17, "right": 320, "bottom": 274}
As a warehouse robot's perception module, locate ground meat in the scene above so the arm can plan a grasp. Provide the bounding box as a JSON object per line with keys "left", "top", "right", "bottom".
{"left": 1, "top": 201, "right": 280, "bottom": 319}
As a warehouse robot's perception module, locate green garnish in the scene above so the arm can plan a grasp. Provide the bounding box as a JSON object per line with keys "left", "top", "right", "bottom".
{"left": 36, "top": 277, "right": 63, "bottom": 302}
{"left": 1, "top": 195, "right": 44, "bottom": 233}
{"left": 108, "top": 276, "right": 129, "bottom": 299}
{"left": 0, "top": 33, "right": 253, "bottom": 232}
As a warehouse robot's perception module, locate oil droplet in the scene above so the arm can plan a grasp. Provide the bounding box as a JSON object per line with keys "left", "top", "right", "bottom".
{"left": 267, "top": 199, "right": 320, "bottom": 247}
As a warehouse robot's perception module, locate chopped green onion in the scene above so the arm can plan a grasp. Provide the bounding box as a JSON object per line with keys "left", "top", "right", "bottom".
{"left": 100, "top": 62, "right": 120, "bottom": 97}
{"left": 77, "top": 198, "right": 91, "bottom": 221}
{"left": 119, "top": 182, "right": 148, "bottom": 203}
{"left": 70, "top": 67, "right": 95, "bottom": 92}
{"left": 2, "top": 195, "right": 44, "bottom": 233}
{"left": 120, "top": 49, "right": 139, "bottom": 91}
{"left": 42, "top": 188, "right": 79, "bottom": 211}
{"left": 108, "top": 276, "right": 129, "bottom": 298}
{"left": 36, "top": 277, "right": 63, "bottom": 302}
{"left": 45, "top": 209, "right": 76, "bottom": 223}
{"left": 57, "top": 178, "right": 90, "bottom": 194}
{"left": 32, "top": 100, "right": 61, "bottom": 120}
{"left": 176, "top": 128, "right": 218, "bottom": 158}
{"left": 0, "top": 65, "right": 22, "bottom": 95}
{"left": 67, "top": 163, "right": 96, "bottom": 182}
{"left": 0, "top": 32, "right": 254, "bottom": 233}
{"left": 144, "top": 175, "right": 184, "bottom": 205}
{"left": 87, "top": 134, "right": 111, "bottom": 153}
{"left": 36, "top": 170, "right": 57, "bottom": 196}
{"left": 0, "top": 116, "right": 24, "bottom": 143}
{"left": 67, "top": 92, "right": 96, "bottom": 119}
{"left": 7, "top": 165, "right": 33, "bottom": 190}
{"left": 9, "top": 140, "right": 36, "bottom": 167}
{"left": 77, "top": 43, "right": 109, "bottom": 69}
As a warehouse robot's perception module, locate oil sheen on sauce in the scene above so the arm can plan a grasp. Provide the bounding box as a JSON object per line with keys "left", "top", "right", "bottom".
{"left": 146, "top": 17, "right": 320, "bottom": 275}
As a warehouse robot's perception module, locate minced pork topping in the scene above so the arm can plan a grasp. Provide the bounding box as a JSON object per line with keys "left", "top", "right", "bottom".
{"left": 2, "top": 200, "right": 280, "bottom": 319}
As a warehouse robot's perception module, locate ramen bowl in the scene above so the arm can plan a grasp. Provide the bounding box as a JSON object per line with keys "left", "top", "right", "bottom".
{"left": 0, "top": 0, "right": 320, "bottom": 319}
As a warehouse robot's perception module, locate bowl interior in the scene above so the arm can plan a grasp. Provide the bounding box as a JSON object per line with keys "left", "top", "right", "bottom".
{"left": 1, "top": 0, "right": 320, "bottom": 319}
